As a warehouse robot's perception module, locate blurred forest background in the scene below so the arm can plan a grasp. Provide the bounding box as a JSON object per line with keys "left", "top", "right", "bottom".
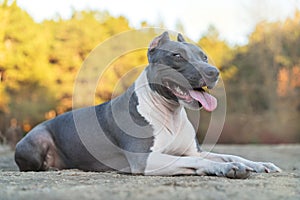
{"left": 0, "top": 0, "right": 299, "bottom": 145}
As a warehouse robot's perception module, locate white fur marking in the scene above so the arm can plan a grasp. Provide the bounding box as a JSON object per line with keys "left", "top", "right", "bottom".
{"left": 134, "top": 71, "right": 198, "bottom": 156}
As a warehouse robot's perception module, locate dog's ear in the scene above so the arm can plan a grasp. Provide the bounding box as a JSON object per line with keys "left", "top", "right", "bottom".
{"left": 177, "top": 33, "right": 186, "bottom": 42}
{"left": 149, "top": 31, "right": 170, "bottom": 52}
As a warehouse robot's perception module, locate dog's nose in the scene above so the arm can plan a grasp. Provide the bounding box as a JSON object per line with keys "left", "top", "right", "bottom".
{"left": 204, "top": 67, "right": 219, "bottom": 78}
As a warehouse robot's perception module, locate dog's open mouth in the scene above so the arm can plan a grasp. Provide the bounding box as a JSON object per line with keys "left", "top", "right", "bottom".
{"left": 164, "top": 81, "right": 217, "bottom": 112}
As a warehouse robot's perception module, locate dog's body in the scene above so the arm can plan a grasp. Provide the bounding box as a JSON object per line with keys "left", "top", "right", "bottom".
{"left": 15, "top": 32, "right": 281, "bottom": 178}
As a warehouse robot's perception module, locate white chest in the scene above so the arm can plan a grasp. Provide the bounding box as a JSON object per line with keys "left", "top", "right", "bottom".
{"left": 137, "top": 102, "right": 198, "bottom": 155}
{"left": 134, "top": 71, "right": 199, "bottom": 156}
{"left": 149, "top": 109, "right": 198, "bottom": 155}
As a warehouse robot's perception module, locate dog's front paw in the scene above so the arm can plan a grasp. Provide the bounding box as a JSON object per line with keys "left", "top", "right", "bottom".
{"left": 197, "top": 162, "right": 254, "bottom": 179}
{"left": 221, "top": 162, "right": 254, "bottom": 179}
{"left": 249, "top": 162, "right": 282, "bottom": 173}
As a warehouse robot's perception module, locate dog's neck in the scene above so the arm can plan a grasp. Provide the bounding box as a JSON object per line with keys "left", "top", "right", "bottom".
{"left": 134, "top": 69, "right": 182, "bottom": 115}
{"left": 134, "top": 69, "right": 192, "bottom": 137}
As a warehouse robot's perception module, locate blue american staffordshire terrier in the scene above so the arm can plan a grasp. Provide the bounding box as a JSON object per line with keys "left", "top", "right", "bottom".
{"left": 15, "top": 32, "right": 281, "bottom": 178}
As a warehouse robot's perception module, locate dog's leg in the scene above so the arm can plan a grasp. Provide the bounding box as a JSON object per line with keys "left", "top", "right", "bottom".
{"left": 193, "top": 151, "right": 282, "bottom": 173}
{"left": 144, "top": 152, "right": 253, "bottom": 179}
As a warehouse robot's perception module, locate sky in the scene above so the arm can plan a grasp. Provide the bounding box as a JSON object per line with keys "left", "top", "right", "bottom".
{"left": 17, "top": 0, "right": 300, "bottom": 45}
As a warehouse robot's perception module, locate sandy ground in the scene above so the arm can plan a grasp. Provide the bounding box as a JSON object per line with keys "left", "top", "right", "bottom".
{"left": 0, "top": 144, "right": 299, "bottom": 200}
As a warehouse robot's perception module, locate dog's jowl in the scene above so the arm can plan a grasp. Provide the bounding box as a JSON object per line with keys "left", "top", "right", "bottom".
{"left": 15, "top": 32, "right": 281, "bottom": 178}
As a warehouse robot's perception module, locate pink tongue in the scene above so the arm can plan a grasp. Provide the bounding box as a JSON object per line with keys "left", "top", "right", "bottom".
{"left": 189, "top": 90, "right": 217, "bottom": 112}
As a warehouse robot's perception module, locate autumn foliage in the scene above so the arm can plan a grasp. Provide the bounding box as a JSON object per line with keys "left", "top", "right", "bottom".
{"left": 0, "top": 1, "right": 299, "bottom": 143}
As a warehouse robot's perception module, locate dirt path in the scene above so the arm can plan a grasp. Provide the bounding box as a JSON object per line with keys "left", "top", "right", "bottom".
{"left": 1, "top": 145, "right": 299, "bottom": 200}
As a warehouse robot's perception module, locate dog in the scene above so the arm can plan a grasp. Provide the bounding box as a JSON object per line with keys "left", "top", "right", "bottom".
{"left": 15, "top": 32, "right": 281, "bottom": 178}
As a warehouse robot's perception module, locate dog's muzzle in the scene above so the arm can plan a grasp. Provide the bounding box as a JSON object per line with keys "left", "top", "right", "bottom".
{"left": 163, "top": 79, "right": 218, "bottom": 112}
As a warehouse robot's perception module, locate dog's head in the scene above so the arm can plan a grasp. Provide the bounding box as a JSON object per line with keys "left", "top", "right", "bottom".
{"left": 146, "top": 31, "right": 219, "bottom": 111}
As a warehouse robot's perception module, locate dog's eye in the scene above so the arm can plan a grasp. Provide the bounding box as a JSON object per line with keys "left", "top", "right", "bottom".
{"left": 203, "top": 55, "right": 208, "bottom": 62}
{"left": 172, "top": 53, "right": 183, "bottom": 59}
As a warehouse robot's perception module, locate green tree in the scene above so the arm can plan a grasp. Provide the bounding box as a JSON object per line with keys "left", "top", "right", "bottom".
{"left": 0, "top": 0, "right": 55, "bottom": 129}
{"left": 44, "top": 11, "right": 132, "bottom": 109}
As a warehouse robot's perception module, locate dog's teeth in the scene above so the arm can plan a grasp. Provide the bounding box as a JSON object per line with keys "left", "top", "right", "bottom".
{"left": 175, "top": 86, "right": 181, "bottom": 94}
{"left": 166, "top": 82, "right": 170, "bottom": 88}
